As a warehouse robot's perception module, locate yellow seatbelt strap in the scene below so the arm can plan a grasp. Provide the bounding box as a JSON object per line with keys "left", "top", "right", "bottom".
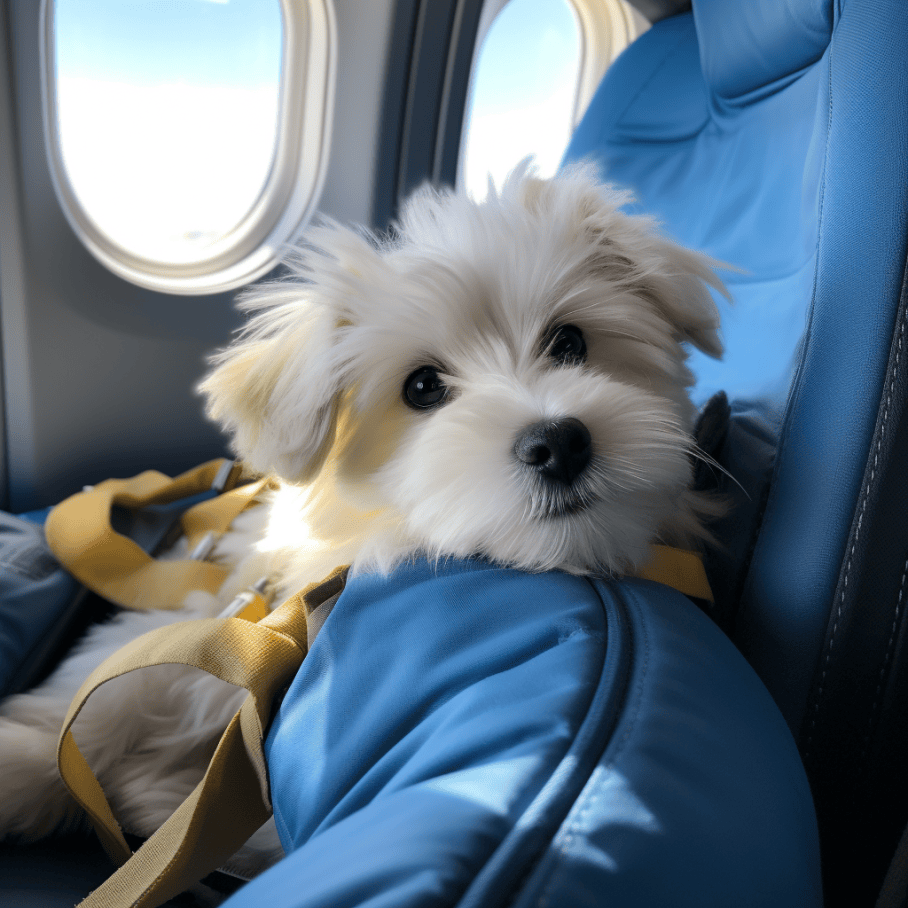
{"left": 61, "top": 549, "right": 710, "bottom": 908}
{"left": 44, "top": 460, "right": 711, "bottom": 907}
{"left": 44, "top": 458, "right": 712, "bottom": 608}
{"left": 59, "top": 567, "right": 347, "bottom": 908}
{"left": 45, "top": 459, "right": 269, "bottom": 611}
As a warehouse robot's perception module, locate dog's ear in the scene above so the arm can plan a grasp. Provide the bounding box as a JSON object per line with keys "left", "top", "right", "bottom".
{"left": 201, "top": 220, "right": 396, "bottom": 482}
{"left": 522, "top": 164, "right": 727, "bottom": 359}
{"left": 199, "top": 295, "right": 344, "bottom": 483}
{"left": 636, "top": 236, "right": 727, "bottom": 359}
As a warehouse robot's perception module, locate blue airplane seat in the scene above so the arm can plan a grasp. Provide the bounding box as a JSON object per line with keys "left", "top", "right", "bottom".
{"left": 5, "top": 3, "right": 905, "bottom": 906}
{"left": 563, "top": 1, "right": 908, "bottom": 904}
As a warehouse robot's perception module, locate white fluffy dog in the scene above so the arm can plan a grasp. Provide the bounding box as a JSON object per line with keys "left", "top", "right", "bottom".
{"left": 0, "top": 164, "right": 725, "bottom": 875}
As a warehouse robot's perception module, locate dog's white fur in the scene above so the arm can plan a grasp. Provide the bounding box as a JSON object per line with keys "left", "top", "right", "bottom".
{"left": 0, "top": 163, "right": 725, "bottom": 873}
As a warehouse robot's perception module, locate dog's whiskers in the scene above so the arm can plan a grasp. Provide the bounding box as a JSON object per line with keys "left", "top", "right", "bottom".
{"left": 688, "top": 444, "right": 748, "bottom": 497}
{"left": 523, "top": 467, "right": 603, "bottom": 520}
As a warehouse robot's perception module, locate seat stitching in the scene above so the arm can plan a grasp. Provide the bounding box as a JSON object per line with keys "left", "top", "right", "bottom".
{"left": 535, "top": 584, "right": 646, "bottom": 908}
{"left": 804, "top": 277, "right": 907, "bottom": 761}
{"left": 864, "top": 553, "right": 908, "bottom": 761}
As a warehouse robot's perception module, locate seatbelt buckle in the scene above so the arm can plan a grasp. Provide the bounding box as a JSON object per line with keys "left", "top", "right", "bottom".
{"left": 211, "top": 459, "right": 260, "bottom": 495}
{"left": 218, "top": 578, "right": 272, "bottom": 622}
{"left": 211, "top": 459, "right": 239, "bottom": 494}
{"left": 188, "top": 531, "right": 219, "bottom": 561}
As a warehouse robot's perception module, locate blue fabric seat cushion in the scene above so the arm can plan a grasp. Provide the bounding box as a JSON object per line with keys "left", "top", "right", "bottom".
{"left": 222, "top": 559, "right": 821, "bottom": 908}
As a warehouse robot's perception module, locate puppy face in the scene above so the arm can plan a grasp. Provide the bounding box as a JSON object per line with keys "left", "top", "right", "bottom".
{"left": 201, "top": 163, "right": 725, "bottom": 575}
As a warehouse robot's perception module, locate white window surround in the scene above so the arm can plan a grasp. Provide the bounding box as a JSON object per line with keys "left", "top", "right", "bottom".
{"left": 458, "top": 0, "right": 647, "bottom": 191}
{"left": 39, "top": 0, "right": 336, "bottom": 296}
{"left": 570, "top": 0, "right": 648, "bottom": 129}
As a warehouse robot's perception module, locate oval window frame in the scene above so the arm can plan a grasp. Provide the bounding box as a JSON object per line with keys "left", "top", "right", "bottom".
{"left": 39, "top": 0, "right": 336, "bottom": 296}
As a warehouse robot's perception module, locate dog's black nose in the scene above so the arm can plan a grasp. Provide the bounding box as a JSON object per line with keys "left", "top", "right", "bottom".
{"left": 514, "top": 417, "right": 592, "bottom": 486}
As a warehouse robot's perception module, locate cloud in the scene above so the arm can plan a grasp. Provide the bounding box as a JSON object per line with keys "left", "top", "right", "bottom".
{"left": 461, "top": 86, "right": 576, "bottom": 199}
{"left": 55, "top": 76, "right": 280, "bottom": 261}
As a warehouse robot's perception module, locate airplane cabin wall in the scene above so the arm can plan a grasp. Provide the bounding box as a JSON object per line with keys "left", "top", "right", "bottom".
{"left": 0, "top": 0, "right": 397, "bottom": 511}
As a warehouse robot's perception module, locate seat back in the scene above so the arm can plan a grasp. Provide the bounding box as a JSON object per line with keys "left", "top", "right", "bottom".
{"left": 563, "top": 1, "right": 908, "bottom": 903}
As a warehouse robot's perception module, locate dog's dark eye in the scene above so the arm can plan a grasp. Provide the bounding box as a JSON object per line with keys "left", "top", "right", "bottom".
{"left": 547, "top": 325, "right": 587, "bottom": 366}
{"left": 403, "top": 366, "right": 448, "bottom": 410}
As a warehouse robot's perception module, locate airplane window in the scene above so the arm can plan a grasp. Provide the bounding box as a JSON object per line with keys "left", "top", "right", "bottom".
{"left": 51, "top": 0, "right": 281, "bottom": 264}
{"left": 460, "top": 0, "right": 581, "bottom": 197}
{"left": 44, "top": 0, "right": 335, "bottom": 295}
{"left": 459, "top": 0, "right": 645, "bottom": 199}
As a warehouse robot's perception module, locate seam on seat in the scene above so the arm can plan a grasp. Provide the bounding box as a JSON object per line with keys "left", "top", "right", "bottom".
{"left": 734, "top": 21, "right": 835, "bottom": 678}
{"left": 865, "top": 553, "right": 908, "bottom": 756}
{"left": 452, "top": 575, "right": 620, "bottom": 908}
{"left": 720, "top": 256, "right": 820, "bottom": 285}
{"left": 857, "top": 307, "right": 907, "bottom": 757}
{"left": 533, "top": 581, "right": 646, "bottom": 908}
{"left": 616, "top": 30, "right": 690, "bottom": 129}
{"left": 804, "top": 266, "right": 908, "bottom": 762}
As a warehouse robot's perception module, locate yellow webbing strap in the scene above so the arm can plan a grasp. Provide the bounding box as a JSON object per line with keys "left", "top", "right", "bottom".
{"left": 635, "top": 544, "right": 714, "bottom": 603}
{"left": 60, "top": 548, "right": 710, "bottom": 907}
{"left": 44, "top": 459, "right": 268, "bottom": 610}
{"left": 59, "top": 567, "right": 348, "bottom": 908}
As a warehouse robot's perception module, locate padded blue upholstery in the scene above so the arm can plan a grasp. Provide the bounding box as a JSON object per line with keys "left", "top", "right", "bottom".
{"left": 564, "top": 1, "right": 908, "bottom": 903}
{"left": 223, "top": 560, "right": 820, "bottom": 908}
{"left": 566, "top": 8, "right": 828, "bottom": 409}
{"left": 565, "top": 0, "right": 908, "bottom": 732}
{"left": 695, "top": 0, "right": 832, "bottom": 101}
